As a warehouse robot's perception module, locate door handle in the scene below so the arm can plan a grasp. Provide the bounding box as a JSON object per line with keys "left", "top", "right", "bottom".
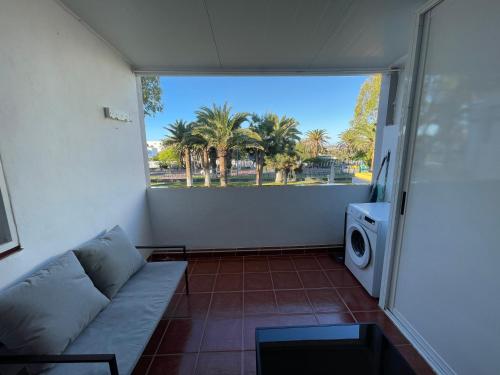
{"left": 400, "top": 191, "right": 407, "bottom": 215}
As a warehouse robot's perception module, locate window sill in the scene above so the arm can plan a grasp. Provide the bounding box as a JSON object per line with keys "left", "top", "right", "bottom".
{"left": 0, "top": 245, "right": 22, "bottom": 261}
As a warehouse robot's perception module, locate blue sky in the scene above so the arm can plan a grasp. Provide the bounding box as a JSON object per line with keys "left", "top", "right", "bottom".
{"left": 145, "top": 75, "right": 368, "bottom": 143}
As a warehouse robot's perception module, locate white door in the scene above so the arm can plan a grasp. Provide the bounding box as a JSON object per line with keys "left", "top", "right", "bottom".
{"left": 389, "top": 0, "right": 500, "bottom": 374}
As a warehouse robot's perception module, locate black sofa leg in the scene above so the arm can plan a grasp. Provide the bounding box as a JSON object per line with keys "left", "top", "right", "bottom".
{"left": 184, "top": 269, "right": 190, "bottom": 295}
{"left": 109, "top": 356, "right": 119, "bottom": 375}
{"left": 182, "top": 246, "right": 189, "bottom": 295}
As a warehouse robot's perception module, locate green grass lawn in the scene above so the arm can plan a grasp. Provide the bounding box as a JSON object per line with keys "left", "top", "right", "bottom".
{"left": 150, "top": 175, "right": 332, "bottom": 188}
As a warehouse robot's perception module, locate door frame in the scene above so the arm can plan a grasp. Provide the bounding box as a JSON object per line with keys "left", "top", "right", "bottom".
{"left": 378, "top": 0, "right": 456, "bottom": 373}
{"left": 379, "top": 0, "right": 443, "bottom": 309}
{"left": 0, "top": 153, "right": 20, "bottom": 257}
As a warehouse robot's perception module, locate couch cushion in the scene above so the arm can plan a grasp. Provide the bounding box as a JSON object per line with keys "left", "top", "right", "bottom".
{"left": 45, "top": 261, "right": 187, "bottom": 375}
{"left": 74, "top": 226, "right": 146, "bottom": 299}
{"left": 0, "top": 252, "right": 110, "bottom": 374}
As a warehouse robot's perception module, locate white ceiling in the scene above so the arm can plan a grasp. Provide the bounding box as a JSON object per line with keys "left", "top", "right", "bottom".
{"left": 59, "top": 0, "right": 426, "bottom": 74}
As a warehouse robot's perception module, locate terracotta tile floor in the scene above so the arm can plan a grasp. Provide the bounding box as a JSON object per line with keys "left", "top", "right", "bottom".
{"left": 132, "top": 253, "right": 435, "bottom": 375}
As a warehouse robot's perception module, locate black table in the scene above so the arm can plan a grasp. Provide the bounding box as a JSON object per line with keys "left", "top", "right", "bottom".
{"left": 256, "top": 323, "right": 415, "bottom": 375}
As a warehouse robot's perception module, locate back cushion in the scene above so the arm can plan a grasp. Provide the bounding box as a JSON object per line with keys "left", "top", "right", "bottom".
{"left": 74, "top": 225, "right": 146, "bottom": 299}
{"left": 0, "top": 251, "right": 109, "bottom": 374}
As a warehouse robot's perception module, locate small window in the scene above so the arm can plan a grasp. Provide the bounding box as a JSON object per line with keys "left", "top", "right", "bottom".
{"left": 0, "top": 158, "right": 19, "bottom": 256}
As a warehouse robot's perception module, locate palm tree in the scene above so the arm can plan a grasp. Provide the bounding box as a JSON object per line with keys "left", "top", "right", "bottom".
{"left": 194, "top": 103, "right": 261, "bottom": 187}
{"left": 339, "top": 124, "right": 376, "bottom": 167}
{"left": 191, "top": 126, "right": 212, "bottom": 187}
{"left": 266, "top": 149, "right": 301, "bottom": 185}
{"left": 304, "top": 129, "right": 330, "bottom": 158}
{"left": 250, "top": 113, "right": 301, "bottom": 185}
{"left": 163, "top": 120, "right": 197, "bottom": 187}
{"left": 199, "top": 145, "right": 212, "bottom": 187}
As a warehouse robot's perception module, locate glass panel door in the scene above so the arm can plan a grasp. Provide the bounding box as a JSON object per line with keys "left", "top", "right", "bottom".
{"left": 390, "top": 0, "right": 500, "bottom": 372}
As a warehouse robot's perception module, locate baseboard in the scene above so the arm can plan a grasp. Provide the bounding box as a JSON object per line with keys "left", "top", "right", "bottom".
{"left": 149, "top": 243, "right": 344, "bottom": 259}
{"left": 386, "top": 309, "right": 456, "bottom": 375}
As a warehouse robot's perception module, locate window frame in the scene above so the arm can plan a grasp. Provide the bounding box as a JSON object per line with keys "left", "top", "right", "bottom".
{"left": 0, "top": 156, "right": 20, "bottom": 257}
{"left": 138, "top": 73, "right": 386, "bottom": 189}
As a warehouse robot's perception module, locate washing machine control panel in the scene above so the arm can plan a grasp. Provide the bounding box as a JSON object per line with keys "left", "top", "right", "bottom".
{"left": 364, "top": 216, "right": 375, "bottom": 225}
{"left": 347, "top": 206, "right": 379, "bottom": 232}
{"left": 362, "top": 215, "right": 378, "bottom": 232}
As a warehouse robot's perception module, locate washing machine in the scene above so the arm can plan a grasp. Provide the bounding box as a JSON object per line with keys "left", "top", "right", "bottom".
{"left": 345, "top": 202, "right": 390, "bottom": 297}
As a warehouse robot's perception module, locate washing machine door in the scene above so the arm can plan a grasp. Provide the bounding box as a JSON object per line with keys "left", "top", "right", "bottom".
{"left": 346, "top": 222, "right": 371, "bottom": 268}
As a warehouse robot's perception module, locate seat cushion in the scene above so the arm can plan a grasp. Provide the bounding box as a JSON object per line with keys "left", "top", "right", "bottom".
{"left": 45, "top": 261, "right": 187, "bottom": 375}
{"left": 74, "top": 226, "right": 146, "bottom": 299}
{"left": 0, "top": 252, "right": 110, "bottom": 374}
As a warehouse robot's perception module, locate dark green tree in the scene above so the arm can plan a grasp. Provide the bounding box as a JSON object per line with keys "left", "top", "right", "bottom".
{"left": 303, "top": 129, "right": 330, "bottom": 158}
{"left": 141, "top": 76, "right": 163, "bottom": 116}
{"left": 250, "top": 113, "right": 301, "bottom": 185}
{"left": 339, "top": 74, "right": 381, "bottom": 168}
{"left": 194, "top": 103, "right": 261, "bottom": 187}
{"left": 163, "top": 120, "right": 197, "bottom": 187}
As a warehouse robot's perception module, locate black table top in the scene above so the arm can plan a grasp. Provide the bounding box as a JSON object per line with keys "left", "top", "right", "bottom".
{"left": 256, "top": 323, "right": 415, "bottom": 375}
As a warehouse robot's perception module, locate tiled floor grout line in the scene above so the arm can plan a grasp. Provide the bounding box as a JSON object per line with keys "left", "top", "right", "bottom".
{"left": 192, "top": 260, "right": 219, "bottom": 375}
{"left": 349, "top": 309, "right": 382, "bottom": 313}
{"left": 291, "top": 257, "right": 320, "bottom": 324}
{"left": 152, "top": 349, "right": 248, "bottom": 356}
{"left": 317, "top": 257, "right": 348, "bottom": 321}
{"left": 181, "top": 286, "right": 358, "bottom": 295}
{"left": 190, "top": 285, "right": 372, "bottom": 291}
{"left": 156, "top": 251, "right": 338, "bottom": 263}
{"left": 334, "top": 287, "right": 357, "bottom": 322}
{"left": 267, "top": 257, "right": 281, "bottom": 322}
{"left": 217, "top": 270, "right": 297, "bottom": 275}
{"left": 318, "top": 258, "right": 336, "bottom": 289}
{"left": 143, "top": 318, "right": 172, "bottom": 375}
{"left": 315, "top": 254, "right": 359, "bottom": 321}
{"left": 166, "top": 293, "right": 182, "bottom": 317}
{"left": 240, "top": 257, "right": 248, "bottom": 375}
{"left": 312, "top": 254, "right": 357, "bottom": 322}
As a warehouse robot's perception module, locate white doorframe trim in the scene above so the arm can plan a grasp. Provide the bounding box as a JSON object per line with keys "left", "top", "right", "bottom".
{"left": 379, "top": 0, "right": 443, "bottom": 309}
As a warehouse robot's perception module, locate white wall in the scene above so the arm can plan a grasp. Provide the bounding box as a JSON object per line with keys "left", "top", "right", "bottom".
{"left": 383, "top": 68, "right": 407, "bottom": 202}
{"left": 0, "top": 0, "right": 151, "bottom": 288}
{"left": 148, "top": 185, "right": 370, "bottom": 249}
{"left": 371, "top": 70, "right": 406, "bottom": 203}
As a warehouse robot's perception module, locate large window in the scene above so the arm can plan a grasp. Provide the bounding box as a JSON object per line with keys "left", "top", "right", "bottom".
{"left": 142, "top": 75, "right": 381, "bottom": 188}
{"left": 0, "top": 158, "right": 19, "bottom": 256}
